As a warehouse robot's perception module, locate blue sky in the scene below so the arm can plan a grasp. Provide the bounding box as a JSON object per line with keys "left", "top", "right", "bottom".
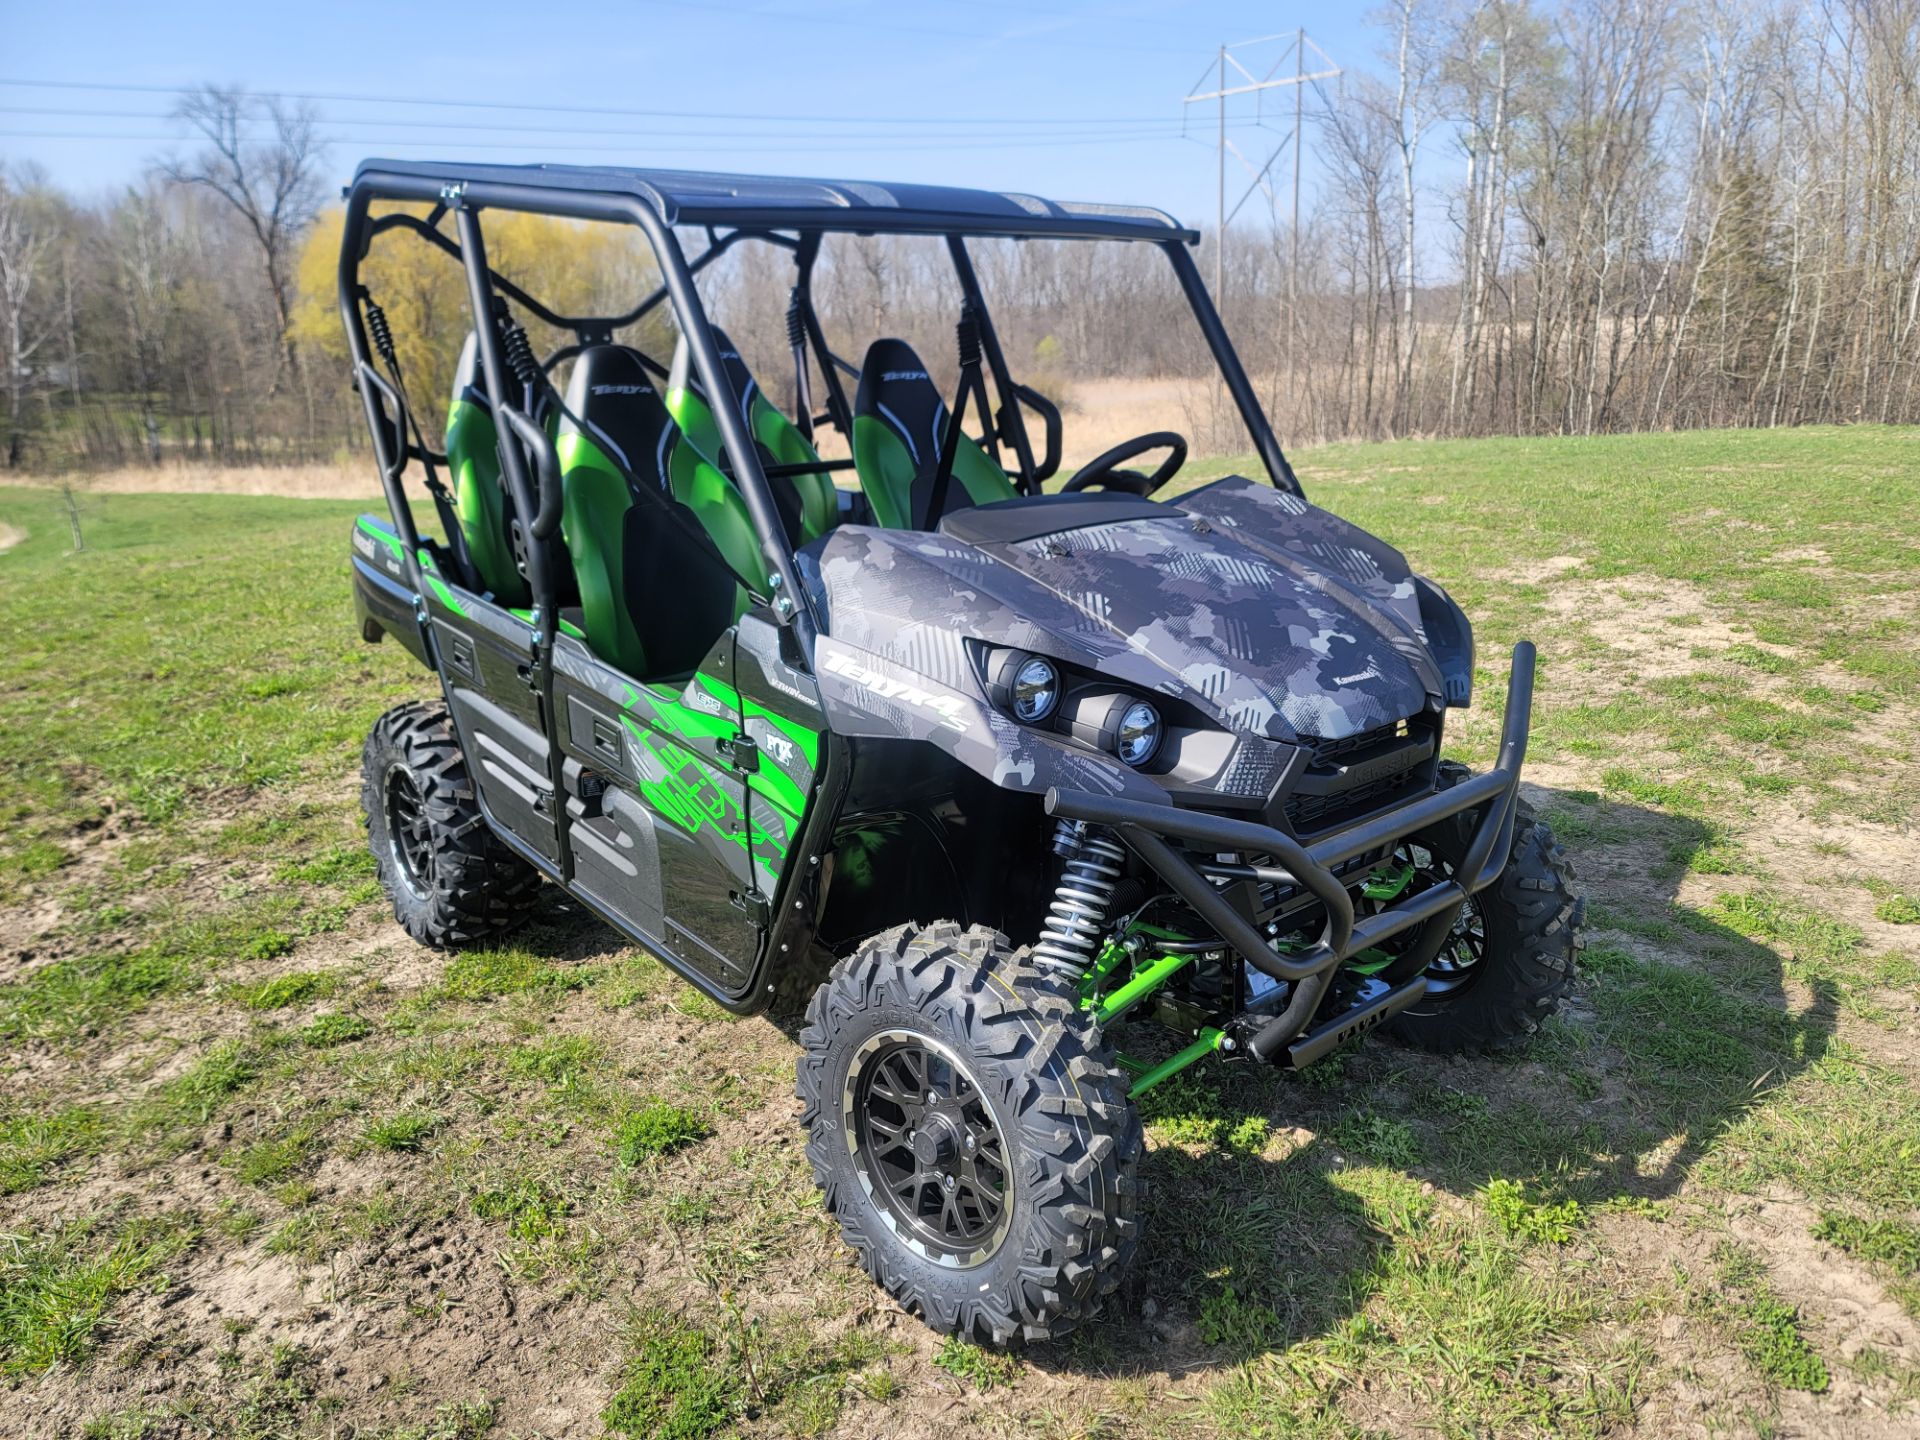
{"left": 3, "top": 0, "right": 1384, "bottom": 230}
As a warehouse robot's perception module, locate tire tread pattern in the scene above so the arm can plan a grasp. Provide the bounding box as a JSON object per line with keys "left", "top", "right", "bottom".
{"left": 795, "top": 921, "right": 1143, "bottom": 1344}
{"left": 361, "top": 701, "right": 542, "bottom": 948}
{"left": 1389, "top": 760, "right": 1585, "bottom": 1054}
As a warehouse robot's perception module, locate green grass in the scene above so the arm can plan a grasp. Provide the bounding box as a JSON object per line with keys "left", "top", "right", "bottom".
{"left": 1813, "top": 1212, "right": 1920, "bottom": 1317}
{"left": 601, "top": 1306, "right": 884, "bottom": 1439}
{"left": 237, "top": 970, "right": 336, "bottom": 1010}
{"left": 365, "top": 1112, "right": 440, "bottom": 1153}
{"left": 931, "top": 1335, "right": 1022, "bottom": 1390}
{"left": 0, "top": 1214, "right": 196, "bottom": 1373}
{"left": 1484, "top": 1178, "right": 1586, "bottom": 1244}
{"left": 0, "top": 1104, "right": 102, "bottom": 1194}
{"left": 1712, "top": 1244, "right": 1831, "bottom": 1392}
{"left": 2, "top": 428, "right": 1916, "bottom": 1433}
{"left": 300, "top": 1011, "right": 372, "bottom": 1047}
{"left": 614, "top": 1102, "right": 708, "bottom": 1164}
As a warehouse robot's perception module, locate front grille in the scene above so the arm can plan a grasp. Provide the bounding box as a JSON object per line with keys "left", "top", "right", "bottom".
{"left": 1286, "top": 769, "right": 1426, "bottom": 832}
{"left": 1282, "top": 713, "right": 1437, "bottom": 837}
{"left": 1305, "top": 718, "right": 1408, "bottom": 766}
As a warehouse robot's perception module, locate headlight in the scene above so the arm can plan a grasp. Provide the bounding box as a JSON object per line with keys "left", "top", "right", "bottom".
{"left": 1010, "top": 655, "right": 1060, "bottom": 723}
{"left": 1115, "top": 700, "right": 1162, "bottom": 767}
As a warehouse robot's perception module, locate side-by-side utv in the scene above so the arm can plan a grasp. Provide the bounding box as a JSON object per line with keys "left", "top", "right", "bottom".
{"left": 338, "top": 160, "right": 1582, "bottom": 1344}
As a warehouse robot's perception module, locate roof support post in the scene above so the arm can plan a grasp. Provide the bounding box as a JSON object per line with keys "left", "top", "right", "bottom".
{"left": 945, "top": 236, "right": 1039, "bottom": 493}
{"left": 1163, "top": 239, "right": 1302, "bottom": 496}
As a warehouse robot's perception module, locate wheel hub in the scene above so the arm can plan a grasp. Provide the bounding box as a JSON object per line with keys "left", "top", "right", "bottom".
{"left": 911, "top": 1113, "right": 960, "bottom": 1168}
{"left": 1380, "top": 839, "right": 1488, "bottom": 999}
{"left": 843, "top": 1030, "right": 1013, "bottom": 1269}
{"left": 383, "top": 764, "right": 434, "bottom": 901}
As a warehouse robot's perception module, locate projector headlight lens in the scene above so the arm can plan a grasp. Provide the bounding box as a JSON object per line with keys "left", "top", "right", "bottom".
{"left": 1115, "top": 700, "right": 1162, "bottom": 767}
{"left": 1010, "top": 655, "right": 1060, "bottom": 724}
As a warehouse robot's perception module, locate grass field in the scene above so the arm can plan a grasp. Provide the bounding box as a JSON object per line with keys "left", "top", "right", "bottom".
{"left": 1, "top": 426, "right": 1916, "bottom": 1439}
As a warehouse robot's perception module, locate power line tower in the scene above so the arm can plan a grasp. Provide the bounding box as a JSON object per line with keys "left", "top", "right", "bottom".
{"left": 1183, "top": 30, "right": 1342, "bottom": 313}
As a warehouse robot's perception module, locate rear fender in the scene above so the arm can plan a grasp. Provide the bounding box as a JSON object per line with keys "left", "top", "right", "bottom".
{"left": 351, "top": 515, "right": 431, "bottom": 668}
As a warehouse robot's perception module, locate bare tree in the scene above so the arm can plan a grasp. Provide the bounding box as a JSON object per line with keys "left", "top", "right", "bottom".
{"left": 1381, "top": 0, "right": 1442, "bottom": 433}
{"left": 106, "top": 184, "right": 185, "bottom": 464}
{"left": 0, "top": 173, "right": 54, "bottom": 468}
{"left": 162, "top": 85, "right": 324, "bottom": 389}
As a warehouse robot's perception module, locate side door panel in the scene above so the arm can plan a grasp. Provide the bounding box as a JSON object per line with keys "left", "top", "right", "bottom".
{"left": 730, "top": 614, "right": 828, "bottom": 909}
{"left": 423, "top": 560, "right": 561, "bottom": 865}
{"left": 553, "top": 634, "right": 762, "bottom": 995}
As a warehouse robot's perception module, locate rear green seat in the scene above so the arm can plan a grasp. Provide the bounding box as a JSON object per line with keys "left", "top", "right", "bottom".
{"left": 665, "top": 328, "right": 838, "bottom": 544}
{"left": 444, "top": 332, "right": 528, "bottom": 605}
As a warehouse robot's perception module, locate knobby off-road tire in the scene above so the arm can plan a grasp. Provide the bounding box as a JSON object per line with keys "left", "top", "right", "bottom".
{"left": 797, "top": 922, "right": 1143, "bottom": 1345}
{"left": 361, "top": 702, "right": 542, "bottom": 948}
{"left": 1388, "top": 761, "right": 1584, "bottom": 1053}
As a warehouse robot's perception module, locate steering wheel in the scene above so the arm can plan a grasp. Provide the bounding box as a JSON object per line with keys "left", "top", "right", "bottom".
{"left": 1060, "top": 431, "right": 1188, "bottom": 497}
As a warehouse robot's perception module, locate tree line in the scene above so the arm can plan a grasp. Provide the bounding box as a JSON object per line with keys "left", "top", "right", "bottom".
{"left": 3, "top": 0, "right": 1918, "bottom": 473}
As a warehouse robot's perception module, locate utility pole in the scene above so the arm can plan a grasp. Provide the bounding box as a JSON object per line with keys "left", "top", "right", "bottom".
{"left": 1183, "top": 31, "right": 1342, "bottom": 317}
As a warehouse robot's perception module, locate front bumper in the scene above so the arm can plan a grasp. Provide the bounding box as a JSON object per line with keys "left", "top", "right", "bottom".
{"left": 1045, "top": 641, "right": 1536, "bottom": 1065}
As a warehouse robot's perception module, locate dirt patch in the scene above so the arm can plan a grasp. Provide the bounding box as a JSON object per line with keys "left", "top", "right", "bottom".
{"left": 1544, "top": 575, "right": 1789, "bottom": 681}
{"left": 1497, "top": 554, "right": 1587, "bottom": 585}
{"left": 0, "top": 522, "right": 22, "bottom": 553}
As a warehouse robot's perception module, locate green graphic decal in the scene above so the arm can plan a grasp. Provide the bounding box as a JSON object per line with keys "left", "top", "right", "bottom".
{"left": 414, "top": 548, "right": 468, "bottom": 618}
{"left": 616, "top": 680, "right": 793, "bottom": 896}
{"left": 356, "top": 515, "right": 405, "bottom": 560}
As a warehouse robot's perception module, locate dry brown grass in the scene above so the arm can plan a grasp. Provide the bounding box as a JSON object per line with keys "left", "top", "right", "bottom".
{"left": 0, "top": 461, "right": 382, "bottom": 500}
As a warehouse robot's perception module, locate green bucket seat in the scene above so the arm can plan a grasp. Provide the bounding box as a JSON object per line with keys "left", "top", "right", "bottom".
{"left": 665, "top": 328, "right": 838, "bottom": 544}
{"left": 442, "top": 331, "right": 579, "bottom": 606}
{"left": 554, "top": 345, "right": 762, "bottom": 677}
{"left": 851, "top": 337, "right": 1016, "bottom": 530}
{"left": 444, "top": 332, "right": 529, "bottom": 605}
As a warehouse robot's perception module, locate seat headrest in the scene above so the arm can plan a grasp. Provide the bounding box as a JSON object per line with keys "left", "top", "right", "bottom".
{"left": 452, "top": 331, "right": 487, "bottom": 407}
{"left": 560, "top": 345, "right": 677, "bottom": 493}
{"left": 668, "top": 325, "right": 761, "bottom": 422}
{"left": 855, "top": 338, "right": 944, "bottom": 470}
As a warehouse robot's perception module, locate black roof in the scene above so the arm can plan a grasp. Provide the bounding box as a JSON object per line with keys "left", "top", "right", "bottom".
{"left": 350, "top": 159, "right": 1197, "bottom": 243}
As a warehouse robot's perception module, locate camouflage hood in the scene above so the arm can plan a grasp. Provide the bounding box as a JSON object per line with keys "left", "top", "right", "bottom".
{"left": 805, "top": 475, "right": 1446, "bottom": 744}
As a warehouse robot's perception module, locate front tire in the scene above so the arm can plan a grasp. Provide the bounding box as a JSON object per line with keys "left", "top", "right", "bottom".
{"left": 1387, "top": 762, "right": 1584, "bottom": 1053}
{"left": 796, "top": 922, "right": 1142, "bottom": 1344}
{"left": 361, "top": 702, "right": 542, "bottom": 948}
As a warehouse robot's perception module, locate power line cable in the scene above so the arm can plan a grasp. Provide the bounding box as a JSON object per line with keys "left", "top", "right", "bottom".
{"left": 0, "top": 104, "right": 1218, "bottom": 142}
{"left": 0, "top": 78, "right": 1189, "bottom": 126}
{"left": 0, "top": 128, "right": 1222, "bottom": 155}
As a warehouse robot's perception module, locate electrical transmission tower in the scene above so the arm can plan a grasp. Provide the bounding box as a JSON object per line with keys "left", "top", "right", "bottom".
{"left": 1183, "top": 30, "right": 1341, "bottom": 313}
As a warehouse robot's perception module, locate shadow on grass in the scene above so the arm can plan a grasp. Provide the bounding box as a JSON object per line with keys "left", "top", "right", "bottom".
{"left": 489, "top": 787, "right": 1838, "bottom": 1393}
{"left": 1025, "top": 785, "right": 1840, "bottom": 1384}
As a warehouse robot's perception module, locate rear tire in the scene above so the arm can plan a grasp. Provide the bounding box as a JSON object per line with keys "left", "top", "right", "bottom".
{"left": 796, "top": 922, "right": 1142, "bottom": 1345}
{"left": 361, "top": 701, "right": 542, "bottom": 948}
{"left": 1387, "top": 762, "right": 1584, "bottom": 1053}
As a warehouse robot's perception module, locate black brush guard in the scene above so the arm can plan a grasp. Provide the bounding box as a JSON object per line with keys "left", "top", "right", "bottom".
{"left": 1045, "top": 642, "right": 1536, "bottom": 1067}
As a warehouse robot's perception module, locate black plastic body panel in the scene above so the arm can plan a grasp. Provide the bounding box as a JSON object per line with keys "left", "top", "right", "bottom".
{"left": 350, "top": 516, "right": 429, "bottom": 666}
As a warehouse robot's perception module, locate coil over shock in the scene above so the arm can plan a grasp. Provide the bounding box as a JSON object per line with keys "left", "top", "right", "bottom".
{"left": 1032, "top": 820, "right": 1126, "bottom": 980}
{"left": 500, "top": 314, "right": 542, "bottom": 394}
{"left": 364, "top": 298, "right": 398, "bottom": 368}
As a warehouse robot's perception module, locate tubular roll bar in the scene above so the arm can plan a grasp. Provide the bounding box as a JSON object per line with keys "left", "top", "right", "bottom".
{"left": 340, "top": 166, "right": 1315, "bottom": 658}
{"left": 1046, "top": 642, "right": 1537, "bottom": 1063}
{"left": 346, "top": 169, "right": 821, "bottom": 653}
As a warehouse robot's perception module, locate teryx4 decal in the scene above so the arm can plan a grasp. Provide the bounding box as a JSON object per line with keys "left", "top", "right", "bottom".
{"left": 821, "top": 650, "right": 971, "bottom": 734}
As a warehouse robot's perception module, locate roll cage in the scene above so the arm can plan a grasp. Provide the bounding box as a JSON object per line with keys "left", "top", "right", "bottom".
{"left": 336, "top": 159, "right": 1303, "bottom": 677}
